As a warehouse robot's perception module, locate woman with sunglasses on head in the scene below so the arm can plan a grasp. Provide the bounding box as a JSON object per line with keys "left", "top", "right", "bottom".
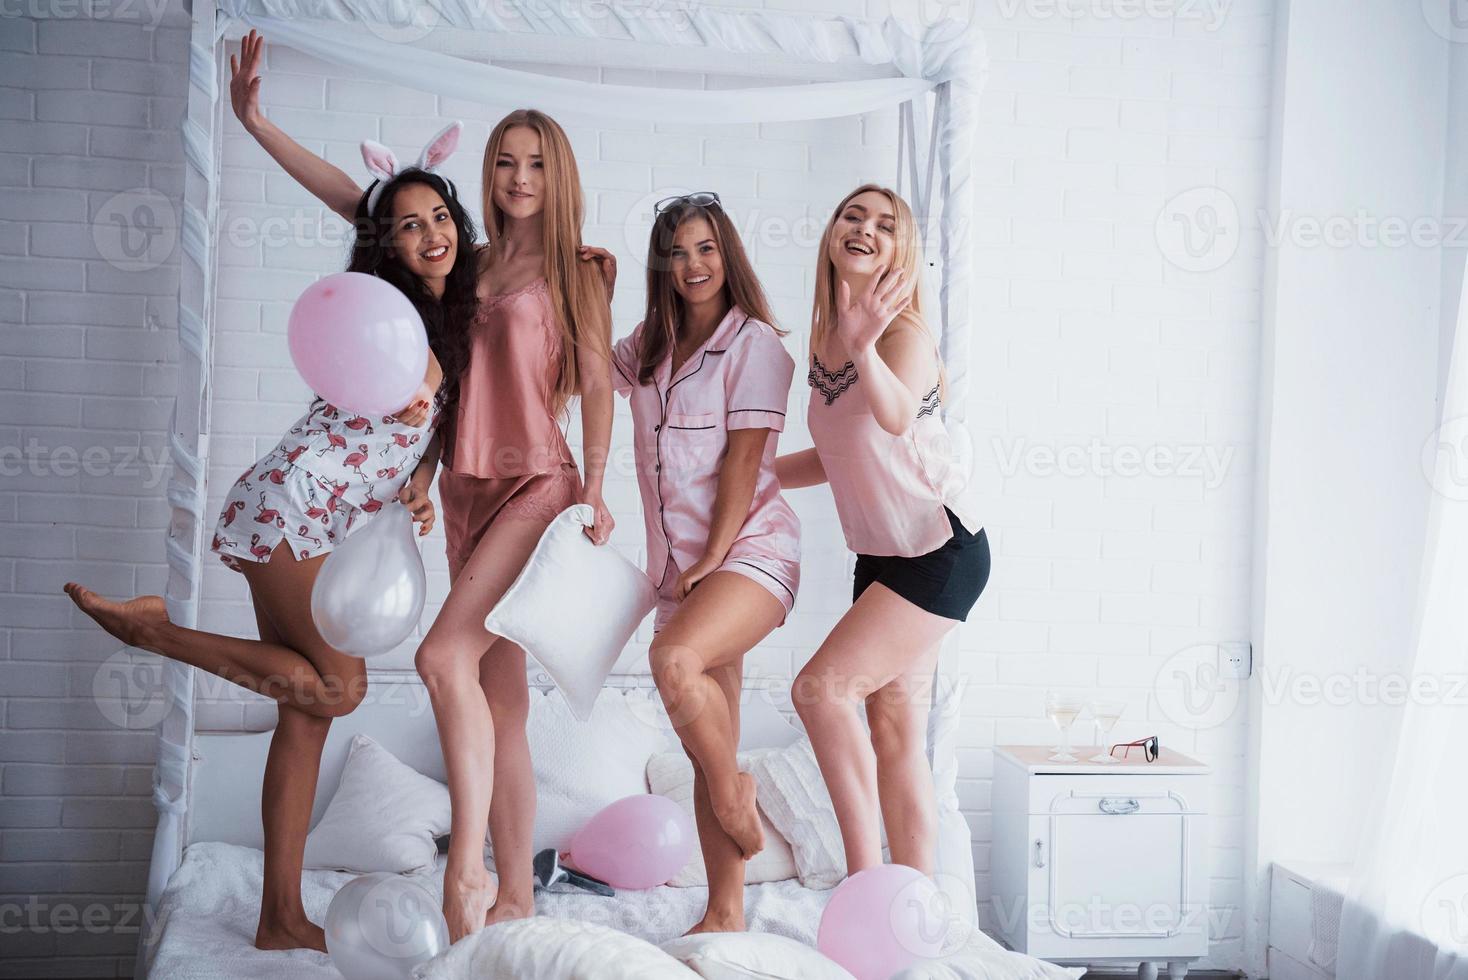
{"left": 61, "top": 35, "right": 477, "bottom": 953}
{"left": 608, "top": 191, "right": 800, "bottom": 933}
{"left": 193, "top": 34, "right": 617, "bottom": 942}
{"left": 776, "top": 184, "right": 990, "bottom": 880}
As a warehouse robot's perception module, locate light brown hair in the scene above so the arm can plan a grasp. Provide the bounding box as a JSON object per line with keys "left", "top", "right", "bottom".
{"left": 481, "top": 109, "right": 610, "bottom": 417}
{"left": 636, "top": 199, "right": 781, "bottom": 384}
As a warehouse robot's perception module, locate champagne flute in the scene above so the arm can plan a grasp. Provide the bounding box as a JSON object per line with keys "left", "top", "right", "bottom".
{"left": 1088, "top": 699, "right": 1126, "bottom": 764}
{"left": 1044, "top": 693, "right": 1085, "bottom": 763}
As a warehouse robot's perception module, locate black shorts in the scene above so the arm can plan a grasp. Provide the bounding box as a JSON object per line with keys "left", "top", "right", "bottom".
{"left": 853, "top": 508, "right": 991, "bottom": 621}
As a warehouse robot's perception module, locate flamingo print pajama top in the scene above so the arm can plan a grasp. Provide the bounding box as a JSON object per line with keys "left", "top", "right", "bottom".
{"left": 211, "top": 389, "right": 446, "bottom": 571}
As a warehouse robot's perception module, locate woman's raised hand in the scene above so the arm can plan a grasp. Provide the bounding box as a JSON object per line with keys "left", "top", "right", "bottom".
{"left": 836, "top": 265, "right": 906, "bottom": 355}
{"left": 229, "top": 29, "right": 266, "bottom": 132}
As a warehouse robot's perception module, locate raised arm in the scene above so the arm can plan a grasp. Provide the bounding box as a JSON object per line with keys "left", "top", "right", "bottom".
{"left": 837, "top": 268, "right": 937, "bottom": 437}
{"left": 230, "top": 29, "right": 364, "bottom": 223}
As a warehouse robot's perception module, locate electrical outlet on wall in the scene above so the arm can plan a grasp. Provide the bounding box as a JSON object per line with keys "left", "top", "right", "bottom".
{"left": 1218, "top": 641, "right": 1251, "bottom": 679}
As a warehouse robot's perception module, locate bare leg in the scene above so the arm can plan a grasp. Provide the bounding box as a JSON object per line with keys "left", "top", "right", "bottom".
{"left": 68, "top": 542, "right": 367, "bottom": 953}
{"left": 63, "top": 542, "right": 366, "bottom": 718}
{"left": 415, "top": 516, "right": 549, "bottom": 943}
{"left": 255, "top": 704, "right": 331, "bottom": 952}
{"left": 244, "top": 593, "right": 334, "bottom": 953}
{"left": 793, "top": 583, "right": 954, "bottom": 875}
{"left": 649, "top": 573, "right": 783, "bottom": 860}
{"left": 478, "top": 636, "right": 536, "bottom": 926}
{"left": 866, "top": 643, "right": 942, "bottom": 873}
{"left": 684, "top": 661, "right": 747, "bottom": 935}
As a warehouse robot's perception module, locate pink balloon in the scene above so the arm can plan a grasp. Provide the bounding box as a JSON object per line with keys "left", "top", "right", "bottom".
{"left": 568, "top": 795, "right": 695, "bottom": 890}
{"left": 287, "top": 271, "right": 428, "bottom": 417}
{"left": 817, "top": 865, "right": 946, "bottom": 980}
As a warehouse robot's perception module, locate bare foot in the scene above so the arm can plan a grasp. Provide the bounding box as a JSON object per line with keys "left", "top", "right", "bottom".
{"left": 255, "top": 915, "right": 327, "bottom": 953}
{"left": 443, "top": 871, "right": 495, "bottom": 944}
{"left": 484, "top": 895, "right": 533, "bottom": 927}
{"left": 63, "top": 584, "right": 169, "bottom": 651}
{"left": 711, "top": 771, "right": 764, "bottom": 860}
{"left": 683, "top": 910, "right": 745, "bottom": 935}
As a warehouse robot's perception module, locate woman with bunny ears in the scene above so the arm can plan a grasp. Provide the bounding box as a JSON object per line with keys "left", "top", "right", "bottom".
{"left": 777, "top": 185, "right": 990, "bottom": 880}
{"left": 61, "top": 33, "right": 480, "bottom": 953}
{"left": 609, "top": 192, "right": 800, "bottom": 934}
{"left": 198, "top": 33, "right": 616, "bottom": 941}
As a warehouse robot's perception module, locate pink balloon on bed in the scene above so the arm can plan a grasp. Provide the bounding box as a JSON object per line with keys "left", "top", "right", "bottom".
{"left": 817, "top": 864, "right": 947, "bottom": 980}
{"left": 567, "top": 794, "right": 695, "bottom": 890}
{"left": 287, "top": 271, "right": 428, "bottom": 417}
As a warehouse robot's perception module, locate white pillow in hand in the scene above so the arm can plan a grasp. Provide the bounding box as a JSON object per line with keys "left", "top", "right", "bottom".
{"left": 646, "top": 749, "right": 798, "bottom": 886}
{"left": 303, "top": 734, "right": 449, "bottom": 875}
{"left": 485, "top": 504, "right": 656, "bottom": 721}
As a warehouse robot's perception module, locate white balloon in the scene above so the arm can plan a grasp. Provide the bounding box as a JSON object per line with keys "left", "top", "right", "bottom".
{"left": 311, "top": 502, "right": 426, "bottom": 659}
{"left": 325, "top": 874, "right": 449, "bottom": 980}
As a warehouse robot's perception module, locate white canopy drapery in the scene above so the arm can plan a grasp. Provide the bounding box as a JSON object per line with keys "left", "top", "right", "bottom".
{"left": 148, "top": 4, "right": 988, "bottom": 972}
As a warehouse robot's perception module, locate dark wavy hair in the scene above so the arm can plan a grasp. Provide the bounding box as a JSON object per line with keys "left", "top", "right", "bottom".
{"left": 347, "top": 167, "right": 478, "bottom": 419}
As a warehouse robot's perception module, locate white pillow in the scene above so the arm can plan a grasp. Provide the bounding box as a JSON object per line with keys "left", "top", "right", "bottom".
{"left": 485, "top": 504, "right": 656, "bottom": 721}
{"left": 747, "top": 738, "right": 849, "bottom": 888}
{"left": 660, "top": 932, "right": 856, "bottom": 980}
{"left": 493, "top": 687, "right": 672, "bottom": 860}
{"left": 303, "top": 734, "right": 449, "bottom": 875}
{"left": 646, "top": 749, "right": 798, "bottom": 886}
{"left": 412, "top": 915, "right": 699, "bottom": 980}
{"left": 888, "top": 937, "right": 1087, "bottom": 980}
{"left": 757, "top": 674, "right": 969, "bottom": 888}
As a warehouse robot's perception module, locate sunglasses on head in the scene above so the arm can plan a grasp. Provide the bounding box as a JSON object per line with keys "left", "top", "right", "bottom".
{"left": 1109, "top": 735, "right": 1159, "bottom": 762}
{"left": 654, "top": 191, "right": 721, "bottom": 214}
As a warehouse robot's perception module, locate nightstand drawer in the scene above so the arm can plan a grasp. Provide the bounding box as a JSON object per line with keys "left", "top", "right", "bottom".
{"left": 1027, "top": 773, "right": 1208, "bottom": 817}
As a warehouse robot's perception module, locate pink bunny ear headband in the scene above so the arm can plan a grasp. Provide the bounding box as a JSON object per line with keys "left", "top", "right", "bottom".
{"left": 360, "top": 120, "right": 463, "bottom": 215}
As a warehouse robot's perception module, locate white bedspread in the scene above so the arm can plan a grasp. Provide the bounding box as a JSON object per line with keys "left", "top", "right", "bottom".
{"left": 145, "top": 842, "right": 845, "bottom": 980}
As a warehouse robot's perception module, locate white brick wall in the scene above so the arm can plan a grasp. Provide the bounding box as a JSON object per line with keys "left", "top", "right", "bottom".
{"left": 2, "top": 5, "right": 194, "bottom": 977}
{"left": 3, "top": 1, "right": 1272, "bottom": 974}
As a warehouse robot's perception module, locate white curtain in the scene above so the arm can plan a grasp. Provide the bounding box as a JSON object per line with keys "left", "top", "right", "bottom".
{"left": 1335, "top": 259, "right": 1468, "bottom": 980}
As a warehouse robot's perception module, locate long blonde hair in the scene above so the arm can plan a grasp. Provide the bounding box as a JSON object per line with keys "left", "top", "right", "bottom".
{"left": 481, "top": 109, "right": 609, "bottom": 419}
{"left": 811, "top": 183, "right": 946, "bottom": 401}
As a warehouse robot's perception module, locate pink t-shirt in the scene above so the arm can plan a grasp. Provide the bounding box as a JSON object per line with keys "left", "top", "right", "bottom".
{"left": 806, "top": 347, "right": 981, "bottom": 558}
{"left": 446, "top": 277, "right": 576, "bottom": 478}
{"left": 611, "top": 306, "right": 800, "bottom": 591}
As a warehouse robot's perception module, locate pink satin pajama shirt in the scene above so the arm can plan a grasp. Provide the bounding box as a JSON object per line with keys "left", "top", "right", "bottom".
{"left": 610, "top": 307, "right": 801, "bottom": 630}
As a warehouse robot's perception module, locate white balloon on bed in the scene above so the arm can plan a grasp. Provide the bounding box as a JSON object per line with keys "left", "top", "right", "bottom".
{"left": 325, "top": 873, "right": 449, "bottom": 980}
{"left": 310, "top": 502, "right": 427, "bottom": 659}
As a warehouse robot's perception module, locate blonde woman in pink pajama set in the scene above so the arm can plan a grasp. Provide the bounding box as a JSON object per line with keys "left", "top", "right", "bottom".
{"left": 610, "top": 192, "right": 800, "bottom": 934}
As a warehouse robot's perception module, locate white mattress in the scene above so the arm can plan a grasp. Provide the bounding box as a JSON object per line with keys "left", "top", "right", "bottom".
{"left": 144, "top": 842, "right": 842, "bottom": 980}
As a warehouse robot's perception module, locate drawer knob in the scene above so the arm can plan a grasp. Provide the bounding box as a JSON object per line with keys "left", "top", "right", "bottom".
{"left": 1098, "top": 797, "right": 1141, "bottom": 814}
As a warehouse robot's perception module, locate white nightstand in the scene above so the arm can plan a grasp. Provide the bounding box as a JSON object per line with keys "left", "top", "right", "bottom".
{"left": 990, "top": 745, "right": 1211, "bottom": 980}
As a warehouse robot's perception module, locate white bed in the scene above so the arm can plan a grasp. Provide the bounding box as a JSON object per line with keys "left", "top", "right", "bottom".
{"left": 141, "top": 679, "right": 1013, "bottom": 980}
{"left": 140, "top": 4, "right": 1032, "bottom": 977}
{"left": 143, "top": 841, "right": 848, "bottom": 980}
